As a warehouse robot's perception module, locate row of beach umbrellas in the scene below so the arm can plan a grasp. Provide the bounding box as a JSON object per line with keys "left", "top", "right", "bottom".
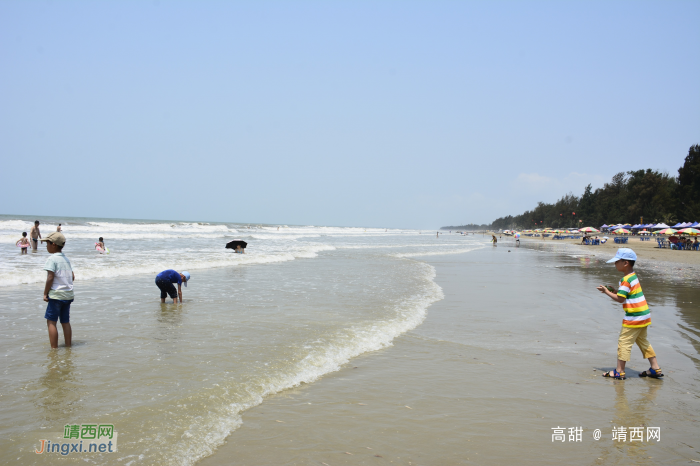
{"left": 515, "top": 226, "right": 700, "bottom": 235}
{"left": 601, "top": 222, "right": 700, "bottom": 229}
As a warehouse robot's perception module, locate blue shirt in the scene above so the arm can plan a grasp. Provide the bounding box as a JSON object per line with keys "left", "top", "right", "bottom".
{"left": 156, "top": 270, "right": 182, "bottom": 285}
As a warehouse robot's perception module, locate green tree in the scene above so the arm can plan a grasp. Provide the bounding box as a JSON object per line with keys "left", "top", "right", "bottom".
{"left": 677, "top": 144, "right": 700, "bottom": 221}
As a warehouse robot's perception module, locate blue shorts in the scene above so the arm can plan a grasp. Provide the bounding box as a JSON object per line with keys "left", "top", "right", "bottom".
{"left": 45, "top": 299, "right": 73, "bottom": 323}
{"left": 156, "top": 278, "right": 177, "bottom": 299}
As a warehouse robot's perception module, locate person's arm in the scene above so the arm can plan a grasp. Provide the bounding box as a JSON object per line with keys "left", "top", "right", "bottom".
{"left": 596, "top": 285, "right": 625, "bottom": 303}
{"left": 44, "top": 271, "right": 55, "bottom": 302}
{"left": 177, "top": 283, "right": 182, "bottom": 303}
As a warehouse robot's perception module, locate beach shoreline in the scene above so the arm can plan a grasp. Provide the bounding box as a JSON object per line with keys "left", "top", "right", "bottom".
{"left": 196, "top": 244, "right": 700, "bottom": 466}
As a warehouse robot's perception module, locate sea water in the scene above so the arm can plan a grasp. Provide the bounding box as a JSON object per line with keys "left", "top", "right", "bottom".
{"left": 0, "top": 215, "right": 482, "bottom": 465}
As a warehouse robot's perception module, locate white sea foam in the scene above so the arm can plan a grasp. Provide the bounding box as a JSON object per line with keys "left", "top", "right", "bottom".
{"left": 162, "top": 261, "right": 443, "bottom": 466}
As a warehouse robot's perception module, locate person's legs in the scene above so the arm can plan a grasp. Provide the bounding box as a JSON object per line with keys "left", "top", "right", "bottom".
{"left": 61, "top": 323, "right": 72, "bottom": 347}
{"left": 605, "top": 326, "right": 638, "bottom": 378}
{"left": 44, "top": 299, "right": 61, "bottom": 348}
{"left": 156, "top": 279, "right": 168, "bottom": 303}
{"left": 47, "top": 320, "right": 59, "bottom": 349}
{"left": 58, "top": 301, "right": 72, "bottom": 347}
{"left": 156, "top": 279, "right": 178, "bottom": 303}
{"left": 167, "top": 283, "right": 178, "bottom": 303}
{"left": 634, "top": 327, "right": 661, "bottom": 375}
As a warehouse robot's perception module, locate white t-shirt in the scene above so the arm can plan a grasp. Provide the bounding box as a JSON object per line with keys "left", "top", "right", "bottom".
{"left": 43, "top": 252, "right": 74, "bottom": 300}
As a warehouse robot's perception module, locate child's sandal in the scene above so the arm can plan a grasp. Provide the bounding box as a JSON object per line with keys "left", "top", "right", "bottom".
{"left": 639, "top": 368, "right": 663, "bottom": 378}
{"left": 603, "top": 370, "right": 626, "bottom": 380}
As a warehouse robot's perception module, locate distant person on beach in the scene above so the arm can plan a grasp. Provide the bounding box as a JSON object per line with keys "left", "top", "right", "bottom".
{"left": 57, "top": 223, "right": 62, "bottom": 232}
{"left": 41, "top": 232, "right": 74, "bottom": 349}
{"left": 155, "top": 270, "right": 190, "bottom": 304}
{"left": 235, "top": 245, "right": 245, "bottom": 254}
{"left": 16, "top": 232, "right": 30, "bottom": 254}
{"left": 30, "top": 220, "right": 41, "bottom": 252}
{"left": 596, "top": 248, "right": 662, "bottom": 380}
{"left": 96, "top": 237, "right": 106, "bottom": 251}
{"left": 491, "top": 235, "right": 497, "bottom": 246}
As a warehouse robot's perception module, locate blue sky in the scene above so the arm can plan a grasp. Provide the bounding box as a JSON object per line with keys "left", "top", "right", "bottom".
{"left": 1, "top": 1, "right": 698, "bottom": 228}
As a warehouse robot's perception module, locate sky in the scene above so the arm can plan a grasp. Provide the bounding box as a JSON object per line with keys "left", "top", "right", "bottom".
{"left": 1, "top": 1, "right": 698, "bottom": 229}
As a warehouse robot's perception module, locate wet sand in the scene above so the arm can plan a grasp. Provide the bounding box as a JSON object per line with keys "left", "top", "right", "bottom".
{"left": 198, "top": 245, "right": 700, "bottom": 465}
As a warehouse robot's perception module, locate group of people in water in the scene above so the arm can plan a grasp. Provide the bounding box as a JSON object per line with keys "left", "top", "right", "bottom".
{"left": 15, "top": 220, "right": 59, "bottom": 253}
{"left": 18, "top": 221, "right": 256, "bottom": 323}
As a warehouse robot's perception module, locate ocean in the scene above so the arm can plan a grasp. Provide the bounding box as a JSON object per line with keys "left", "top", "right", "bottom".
{"left": 0, "top": 215, "right": 480, "bottom": 465}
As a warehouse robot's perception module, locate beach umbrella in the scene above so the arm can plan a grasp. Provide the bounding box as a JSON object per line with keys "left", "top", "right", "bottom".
{"left": 678, "top": 228, "right": 700, "bottom": 235}
{"left": 612, "top": 228, "right": 631, "bottom": 234}
{"left": 656, "top": 228, "right": 677, "bottom": 235}
{"left": 514, "top": 233, "right": 520, "bottom": 238}
{"left": 580, "top": 227, "right": 599, "bottom": 233}
{"left": 225, "top": 240, "right": 248, "bottom": 250}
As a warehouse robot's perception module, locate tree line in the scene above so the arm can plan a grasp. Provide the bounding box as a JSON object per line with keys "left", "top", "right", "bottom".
{"left": 443, "top": 144, "right": 700, "bottom": 231}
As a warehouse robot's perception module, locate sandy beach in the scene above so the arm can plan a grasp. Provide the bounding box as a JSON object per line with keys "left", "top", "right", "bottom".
{"left": 515, "top": 234, "right": 700, "bottom": 267}
{"left": 198, "top": 240, "right": 700, "bottom": 466}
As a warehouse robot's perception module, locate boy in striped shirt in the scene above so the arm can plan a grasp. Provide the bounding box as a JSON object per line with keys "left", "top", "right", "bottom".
{"left": 597, "top": 248, "right": 662, "bottom": 380}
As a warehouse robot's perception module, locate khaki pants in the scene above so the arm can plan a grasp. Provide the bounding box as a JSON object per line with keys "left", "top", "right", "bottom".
{"left": 617, "top": 326, "right": 655, "bottom": 362}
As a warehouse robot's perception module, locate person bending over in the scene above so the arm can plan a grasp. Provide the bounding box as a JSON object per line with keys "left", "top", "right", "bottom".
{"left": 155, "top": 269, "right": 190, "bottom": 303}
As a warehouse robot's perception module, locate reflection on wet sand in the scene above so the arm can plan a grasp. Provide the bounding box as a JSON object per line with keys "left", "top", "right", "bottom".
{"left": 596, "top": 381, "right": 662, "bottom": 463}
{"left": 32, "top": 350, "right": 82, "bottom": 423}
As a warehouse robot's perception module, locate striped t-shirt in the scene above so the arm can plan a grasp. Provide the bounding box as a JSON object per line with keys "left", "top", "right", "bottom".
{"left": 617, "top": 272, "right": 650, "bottom": 328}
{"left": 43, "top": 252, "right": 74, "bottom": 300}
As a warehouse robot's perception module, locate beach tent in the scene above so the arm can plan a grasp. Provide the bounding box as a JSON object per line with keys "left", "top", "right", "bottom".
{"left": 652, "top": 223, "right": 670, "bottom": 229}
{"left": 600, "top": 224, "right": 609, "bottom": 228}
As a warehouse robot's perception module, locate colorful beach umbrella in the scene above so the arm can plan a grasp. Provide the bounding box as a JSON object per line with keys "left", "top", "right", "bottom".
{"left": 612, "top": 228, "right": 631, "bottom": 234}
{"left": 656, "top": 228, "right": 677, "bottom": 235}
{"left": 579, "top": 227, "right": 599, "bottom": 233}
{"left": 678, "top": 228, "right": 700, "bottom": 235}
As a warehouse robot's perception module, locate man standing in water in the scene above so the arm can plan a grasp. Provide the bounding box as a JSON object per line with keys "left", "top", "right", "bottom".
{"left": 30, "top": 220, "right": 41, "bottom": 252}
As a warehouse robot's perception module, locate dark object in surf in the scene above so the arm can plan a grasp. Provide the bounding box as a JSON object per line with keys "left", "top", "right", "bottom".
{"left": 225, "top": 240, "right": 248, "bottom": 250}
